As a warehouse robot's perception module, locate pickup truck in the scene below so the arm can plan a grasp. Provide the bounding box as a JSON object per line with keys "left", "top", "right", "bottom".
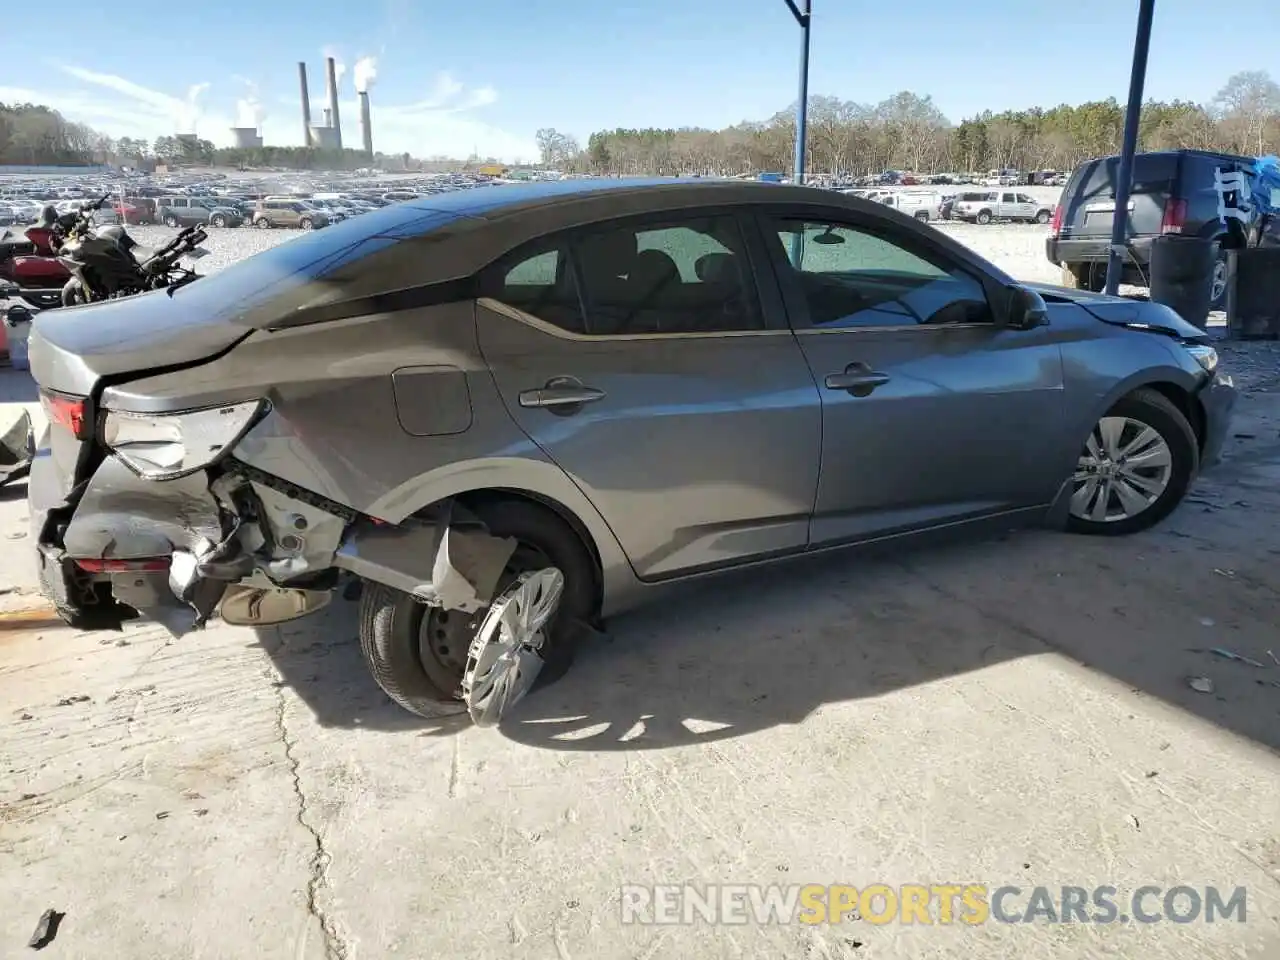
{"left": 951, "top": 190, "right": 1054, "bottom": 225}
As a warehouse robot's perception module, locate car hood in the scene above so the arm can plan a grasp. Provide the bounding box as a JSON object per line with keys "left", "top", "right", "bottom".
{"left": 1023, "top": 282, "right": 1211, "bottom": 342}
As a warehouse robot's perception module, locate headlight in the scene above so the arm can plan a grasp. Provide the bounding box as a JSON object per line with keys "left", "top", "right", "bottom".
{"left": 1184, "top": 344, "right": 1218, "bottom": 374}
{"left": 102, "top": 400, "right": 264, "bottom": 480}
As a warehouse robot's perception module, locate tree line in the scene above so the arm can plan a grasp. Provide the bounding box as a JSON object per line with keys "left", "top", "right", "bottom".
{"left": 6, "top": 69, "right": 1280, "bottom": 175}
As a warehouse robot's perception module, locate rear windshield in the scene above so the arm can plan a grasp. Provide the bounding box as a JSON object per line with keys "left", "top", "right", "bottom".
{"left": 168, "top": 205, "right": 467, "bottom": 326}
{"left": 1072, "top": 154, "right": 1179, "bottom": 198}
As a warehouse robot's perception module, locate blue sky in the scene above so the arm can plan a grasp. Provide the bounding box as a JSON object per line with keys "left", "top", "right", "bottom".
{"left": 0, "top": 0, "right": 1268, "bottom": 161}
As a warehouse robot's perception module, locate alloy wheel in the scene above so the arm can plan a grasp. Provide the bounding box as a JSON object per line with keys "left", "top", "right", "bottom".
{"left": 461, "top": 567, "right": 565, "bottom": 727}
{"left": 1210, "top": 259, "right": 1228, "bottom": 303}
{"left": 1069, "top": 416, "right": 1173, "bottom": 523}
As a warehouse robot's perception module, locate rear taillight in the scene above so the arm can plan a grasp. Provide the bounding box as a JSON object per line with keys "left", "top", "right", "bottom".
{"left": 1050, "top": 204, "right": 1064, "bottom": 236}
{"left": 1161, "top": 198, "right": 1187, "bottom": 234}
{"left": 39, "top": 389, "right": 89, "bottom": 440}
{"left": 74, "top": 557, "right": 171, "bottom": 573}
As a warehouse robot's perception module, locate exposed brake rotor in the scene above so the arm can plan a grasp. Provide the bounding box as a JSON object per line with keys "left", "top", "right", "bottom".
{"left": 460, "top": 567, "right": 565, "bottom": 727}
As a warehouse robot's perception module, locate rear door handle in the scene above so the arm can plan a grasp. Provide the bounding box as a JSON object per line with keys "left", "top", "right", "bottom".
{"left": 825, "top": 371, "right": 891, "bottom": 392}
{"left": 518, "top": 379, "right": 607, "bottom": 409}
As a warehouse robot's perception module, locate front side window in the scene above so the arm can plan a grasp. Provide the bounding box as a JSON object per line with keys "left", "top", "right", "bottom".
{"left": 769, "top": 218, "right": 993, "bottom": 329}
{"left": 572, "top": 215, "right": 764, "bottom": 335}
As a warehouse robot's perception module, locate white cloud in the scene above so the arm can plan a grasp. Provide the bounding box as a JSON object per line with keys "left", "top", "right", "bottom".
{"left": 7, "top": 65, "right": 538, "bottom": 162}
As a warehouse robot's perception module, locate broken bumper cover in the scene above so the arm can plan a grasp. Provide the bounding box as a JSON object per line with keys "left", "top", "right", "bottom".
{"left": 0, "top": 409, "right": 34, "bottom": 485}
{"left": 32, "top": 451, "right": 524, "bottom": 633}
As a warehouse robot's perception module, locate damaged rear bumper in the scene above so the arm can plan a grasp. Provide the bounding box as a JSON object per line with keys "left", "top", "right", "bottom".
{"left": 32, "top": 451, "right": 520, "bottom": 633}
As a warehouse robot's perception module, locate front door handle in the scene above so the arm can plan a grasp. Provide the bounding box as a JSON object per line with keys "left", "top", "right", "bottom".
{"left": 824, "top": 364, "right": 891, "bottom": 396}
{"left": 518, "top": 377, "right": 607, "bottom": 410}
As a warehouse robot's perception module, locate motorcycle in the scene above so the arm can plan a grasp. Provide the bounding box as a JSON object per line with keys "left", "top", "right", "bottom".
{"left": 0, "top": 195, "right": 108, "bottom": 309}
{"left": 58, "top": 222, "right": 210, "bottom": 306}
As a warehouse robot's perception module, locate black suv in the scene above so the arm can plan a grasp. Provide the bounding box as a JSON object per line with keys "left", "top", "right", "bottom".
{"left": 1046, "top": 149, "right": 1275, "bottom": 308}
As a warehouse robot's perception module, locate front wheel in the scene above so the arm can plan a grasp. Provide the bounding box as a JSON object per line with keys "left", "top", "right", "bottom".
{"left": 60, "top": 278, "right": 89, "bottom": 307}
{"left": 299, "top": 218, "right": 314, "bottom": 231}
{"left": 357, "top": 500, "right": 597, "bottom": 721}
{"left": 1066, "top": 388, "right": 1198, "bottom": 537}
{"left": 255, "top": 218, "right": 271, "bottom": 229}
{"left": 1035, "top": 209, "right": 1051, "bottom": 224}
{"left": 976, "top": 210, "right": 993, "bottom": 225}
{"left": 211, "top": 215, "right": 227, "bottom": 228}
{"left": 164, "top": 215, "right": 179, "bottom": 228}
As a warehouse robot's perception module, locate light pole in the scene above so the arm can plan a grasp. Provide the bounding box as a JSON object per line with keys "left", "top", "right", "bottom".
{"left": 782, "top": 0, "right": 812, "bottom": 184}
{"left": 1104, "top": 0, "right": 1156, "bottom": 296}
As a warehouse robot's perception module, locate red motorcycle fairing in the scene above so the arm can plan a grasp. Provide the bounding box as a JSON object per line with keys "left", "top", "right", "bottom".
{"left": 8, "top": 254, "right": 70, "bottom": 287}
{"left": 23, "top": 226, "right": 58, "bottom": 256}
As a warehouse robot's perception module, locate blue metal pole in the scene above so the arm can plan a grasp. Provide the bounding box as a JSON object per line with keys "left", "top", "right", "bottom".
{"left": 783, "top": 0, "right": 812, "bottom": 185}
{"left": 1104, "top": 0, "right": 1156, "bottom": 296}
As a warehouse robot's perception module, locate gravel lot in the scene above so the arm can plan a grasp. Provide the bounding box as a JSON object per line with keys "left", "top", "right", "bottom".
{"left": 2, "top": 209, "right": 1278, "bottom": 959}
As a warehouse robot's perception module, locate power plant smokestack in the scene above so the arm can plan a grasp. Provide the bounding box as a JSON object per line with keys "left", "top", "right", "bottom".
{"left": 325, "top": 56, "right": 343, "bottom": 149}
{"left": 298, "top": 62, "right": 313, "bottom": 147}
{"left": 359, "top": 91, "right": 373, "bottom": 157}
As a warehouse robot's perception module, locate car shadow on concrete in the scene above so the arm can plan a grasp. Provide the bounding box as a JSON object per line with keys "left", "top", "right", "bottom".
{"left": 257, "top": 429, "right": 1280, "bottom": 753}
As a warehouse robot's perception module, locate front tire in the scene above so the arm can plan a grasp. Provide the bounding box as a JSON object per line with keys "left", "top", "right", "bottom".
{"left": 358, "top": 500, "right": 597, "bottom": 719}
{"left": 164, "top": 215, "right": 179, "bottom": 228}
{"left": 60, "top": 278, "right": 89, "bottom": 307}
{"left": 976, "top": 210, "right": 992, "bottom": 225}
{"left": 255, "top": 218, "right": 271, "bottom": 229}
{"left": 211, "top": 215, "right": 227, "bottom": 228}
{"left": 1066, "top": 388, "right": 1198, "bottom": 537}
{"left": 299, "top": 218, "right": 314, "bottom": 231}
{"left": 1035, "top": 209, "right": 1051, "bottom": 224}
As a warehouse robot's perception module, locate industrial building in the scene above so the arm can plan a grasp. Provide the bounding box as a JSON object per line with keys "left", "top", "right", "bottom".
{"left": 230, "top": 127, "right": 264, "bottom": 149}
{"left": 297, "top": 55, "right": 374, "bottom": 155}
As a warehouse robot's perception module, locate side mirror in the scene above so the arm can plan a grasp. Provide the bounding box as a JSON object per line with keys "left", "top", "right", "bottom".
{"left": 1002, "top": 285, "right": 1048, "bottom": 330}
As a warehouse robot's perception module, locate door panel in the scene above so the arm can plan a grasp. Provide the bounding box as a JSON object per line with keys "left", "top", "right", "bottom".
{"left": 477, "top": 307, "right": 821, "bottom": 577}
{"left": 757, "top": 211, "right": 1065, "bottom": 546}
{"left": 796, "top": 325, "right": 1065, "bottom": 544}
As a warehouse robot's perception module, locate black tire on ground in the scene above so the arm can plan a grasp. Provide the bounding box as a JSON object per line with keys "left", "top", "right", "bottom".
{"left": 164, "top": 215, "right": 179, "bottom": 228}
{"left": 1035, "top": 209, "right": 1051, "bottom": 224}
{"left": 256, "top": 218, "right": 271, "bottom": 229}
{"left": 211, "top": 215, "right": 227, "bottom": 227}
{"left": 914, "top": 210, "right": 930, "bottom": 222}
{"left": 357, "top": 499, "right": 597, "bottom": 718}
{"left": 60, "top": 278, "right": 87, "bottom": 307}
{"left": 1066, "top": 387, "right": 1199, "bottom": 538}
{"left": 976, "top": 210, "right": 992, "bottom": 225}
{"left": 1208, "top": 248, "right": 1229, "bottom": 311}
{"left": 299, "top": 218, "right": 313, "bottom": 231}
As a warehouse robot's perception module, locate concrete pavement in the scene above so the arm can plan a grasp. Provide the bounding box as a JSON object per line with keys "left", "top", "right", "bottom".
{"left": 1, "top": 348, "right": 1278, "bottom": 960}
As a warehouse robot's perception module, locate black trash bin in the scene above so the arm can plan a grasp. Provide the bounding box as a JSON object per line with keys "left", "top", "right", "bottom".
{"left": 1148, "top": 234, "right": 1217, "bottom": 331}
{"left": 1226, "top": 246, "right": 1280, "bottom": 339}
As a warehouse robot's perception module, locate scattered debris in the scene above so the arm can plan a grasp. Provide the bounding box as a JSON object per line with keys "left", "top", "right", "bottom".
{"left": 1267, "top": 650, "right": 1279, "bottom": 666}
{"left": 1199, "top": 617, "right": 1216, "bottom": 627}
{"left": 194, "top": 808, "right": 209, "bottom": 817}
{"left": 5, "top": 531, "right": 26, "bottom": 540}
{"left": 17, "top": 712, "right": 32, "bottom": 721}
{"left": 27, "top": 908, "right": 63, "bottom": 950}
{"left": 1233, "top": 432, "right": 1257, "bottom": 439}
{"left": 54, "top": 695, "right": 90, "bottom": 707}
{"left": 1130, "top": 814, "right": 1141, "bottom": 830}
{"left": 1212, "top": 568, "right": 1235, "bottom": 578}
{"left": 1188, "top": 676, "right": 1215, "bottom": 694}
{"left": 181, "top": 790, "right": 204, "bottom": 800}
{"left": 1209, "top": 647, "right": 1267, "bottom": 668}
{"left": 19, "top": 792, "right": 36, "bottom": 801}
{"left": 155, "top": 811, "right": 170, "bottom": 820}
{"left": 1146, "top": 771, "right": 1159, "bottom": 778}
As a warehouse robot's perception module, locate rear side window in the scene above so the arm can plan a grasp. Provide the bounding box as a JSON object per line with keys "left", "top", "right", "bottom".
{"left": 481, "top": 241, "right": 587, "bottom": 335}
